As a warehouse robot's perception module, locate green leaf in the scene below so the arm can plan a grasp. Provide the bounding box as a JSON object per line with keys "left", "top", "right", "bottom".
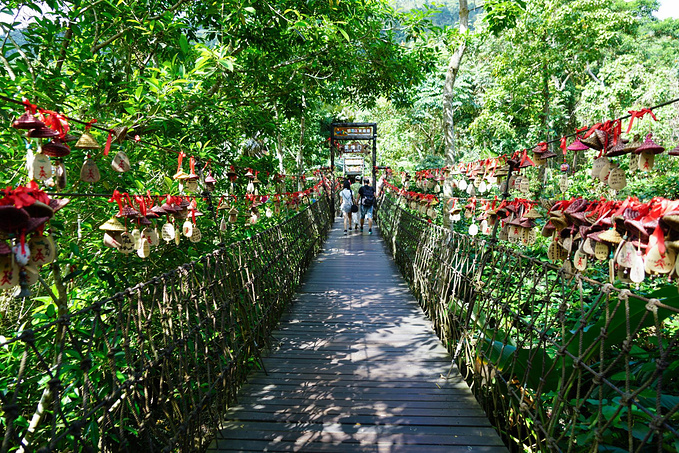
{"left": 337, "top": 27, "right": 350, "bottom": 43}
{"left": 179, "top": 34, "right": 189, "bottom": 54}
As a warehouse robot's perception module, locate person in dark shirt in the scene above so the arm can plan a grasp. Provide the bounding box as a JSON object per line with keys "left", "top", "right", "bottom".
{"left": 357, "top": 178, "right": 376, "bottom": 234}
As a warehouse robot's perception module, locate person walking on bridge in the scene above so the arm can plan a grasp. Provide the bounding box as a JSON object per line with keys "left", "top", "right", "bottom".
{"left": 350, "top": 176, "right": 361, "bottom": 231}
{"left": 358, "top": 177, "right": 376, "bottom": 234}
{"left": 339, "top": 179, "right": 355, "bottom": 235}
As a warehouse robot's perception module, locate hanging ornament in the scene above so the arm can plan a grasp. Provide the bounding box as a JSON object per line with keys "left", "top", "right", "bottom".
{"left": 111, "top": 150, "right": 131, "bottom": 172}
{"left": 204, "top": 173, "right": 216, "bottom": 192}
{"left": 220, "top": 217, "right": 227, "bottom": 231}
{"left": 31, "top": 153, "right": 52, "bottom": 182}
{"left": 189, "top": 227, "right": 201, "bottom": 243}
{"left": 228, "top": 206, "right": 239, "bottom": 223}
{"left": 75, "top": 132, "right": 101, "bottom": 151}
{"left": 118, "top": 232, "right": 135, "bottom": 254}
{"left": 161, "top": 222, "right": 175, "bottom": 242}
{"left": 0, "top": 254, "right": 19, "bottom": 290}
{"left": 54, "top": 159, "right": 67, "bottom": 190}
{"left": 141, "top": 227, "right": 158, "bottom": 248}
{"left": 28, "top": 234, "right": 55, "bottom": 267}
{"left": 137, "top": 238, "right": 151, "bottom": 258}
{"left": 80, "top": 157, "right": 101, "bottom": 183}
{"left": 131, "top": 228, "right": 142, "bottom": 249}
{"left": 591, "top": 156, "right": 609, "bottom": 179}
{"left": 630, "top": 250, "right": 645, "bottom": 283}
{"left": 182, "top": 219, "right": 194, "bottom": 237}
{"left": 607, "top": 166, "right": 626, "bottom": 191}
{"left": 174, "top": 225, "right": 181, "bottom": 245}
{"left": 638, "top": 151, "right": 655, "bottom": 172}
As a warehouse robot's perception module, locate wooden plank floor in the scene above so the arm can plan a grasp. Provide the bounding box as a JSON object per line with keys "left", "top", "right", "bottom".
{"left": 208, "top": 218, "right": 508, "bottom": 453}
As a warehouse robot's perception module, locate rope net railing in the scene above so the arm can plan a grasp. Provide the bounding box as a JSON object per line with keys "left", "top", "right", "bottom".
{"left": 377, "top": 193, "right": 679, "bottom": 452}
{"left": 0, "top": 193, "right": 334, "bottom": 453}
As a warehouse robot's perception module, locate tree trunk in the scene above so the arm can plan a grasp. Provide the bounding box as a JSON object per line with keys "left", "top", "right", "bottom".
{"left": 443, "top": 0, "right": 469, "bottom": 165}
{"left": 275, "top": 108, "right": 285, "bottom": 174}
{"left": 535, "top": 61, "right": 550, "bottom": 199}
{"left": 297, "top": 95, "right": 306, "bottom": 191}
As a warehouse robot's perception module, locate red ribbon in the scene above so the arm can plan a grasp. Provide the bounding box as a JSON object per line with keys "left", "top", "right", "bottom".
{"left": 108, "top": 190, "right": 124, "bottom": 215}
{"left": 85, "top": 119, "right": 97, "bottom": 132}
{"left": 177, "top": 151, "right": 186, "bottom": 174}
{"left": 104, "top": 130, "right": 113, "bottom": 156}
{"left": 189, "top": 156, "right": 196, "bottom": 175}
{"left": 134, "top": 195, "right": 147, "bottom": 217}
{"left": 41, "top": 110, "right": 70, "bottom": 138}
{"left": 22, "top": 98, "right": 37, "bottom": 114}
{"left": 560, "top": 137, "right": 567, "bottom": 160}
{"left": 626, "top": 109, "right": 657, "bottom": 134}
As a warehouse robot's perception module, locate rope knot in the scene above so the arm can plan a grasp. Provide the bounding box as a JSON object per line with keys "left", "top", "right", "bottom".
{"left": 601, "top": 283, "right": 614, "bottom": 294}
{"left": 646, "top": 298, "right": 660, "bottom": 314}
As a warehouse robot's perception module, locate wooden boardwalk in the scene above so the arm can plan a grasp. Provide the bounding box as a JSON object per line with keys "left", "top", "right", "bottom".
{"left": 208, "top": 219, "right": 508, "bottom": 453}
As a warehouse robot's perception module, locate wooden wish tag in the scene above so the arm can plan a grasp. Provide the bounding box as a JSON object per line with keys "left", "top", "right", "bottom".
{"left": 594, "top": 242, "right": 609, "bottom": 261}
{"left": 468, "top": 223, "right": 479, "bottom": 236}
{"left": 638, "top": 151, "right": 655, "bottom": 172}
{"left": 137, "top": 238, "right": 150, "bottom": 259}
{"left": 558, "top": 173, "right": 569, "bottom": 192}
{"left": 481, "top": 219, "right": 491, "bottom": 235}
{"left": 607, "top": 166, "right": 627, "bottom": 191}
{"left": 645, "top": 245, "right": 675, "bottom": 275}
{"left": 118, "top": 232, "right": 135, "bottom": 254}
{"left": 31, "top": 153, "right": 52, "bottom": 182}
{"left": 519, "top": 177, "right": 531, "bottom": 194}
{"left": 598, "top": 160, "right": 612, "bottom": 184}
{"left": 458, "top": 179, "right": 468, "bottom": 191}
{"left": 28, "top": 234, "right": 55, "bottom": 266}
{"left": 617, "top": 241, "right": 636, "bottom": 268}
{"left": 189, "top": 227, "right": 202, "bottom": 243}
{"left": 161, "top": 222, "right": 175, "bottom": 242}
{"left": 131, "top": 228, "right": 142, "bottom": 249}
{"left": 80, "top": 158, "right": 100, "bottom": 183}
{"left": 630, "top": 251, "right": 645, "bottom": 283}
{"left": 111, "top": 151, "right": 131, "bottom": 173}
{"left": 591, "top": 157, "right": 609, "bottom": 179}
{"left": 0, "top": 254, "right": 19, "bottom": 290}
{"left": 629, "top": 152, "right": 639, "bottom": 172}
{"left": 182, "top": 220, "right": 193, "bottom": 238}
{"left": 174, "top": 226, "right": 181, "bottom": 245}
{"left": 573, "top": 249, "right": 588, "bottom": 271}
{"left": 141, "top": 227, "right": 158, "bottom": 247}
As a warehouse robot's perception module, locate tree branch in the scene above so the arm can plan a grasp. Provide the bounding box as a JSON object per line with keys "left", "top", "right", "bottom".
{"left": 6, "top": 33, "right": 35, "bottom": 84}
{"left": 586, "top": 63, "right": 604, "bottom": 87}
{"left": 91, "top": 0, "right": 191, "bottom": 54}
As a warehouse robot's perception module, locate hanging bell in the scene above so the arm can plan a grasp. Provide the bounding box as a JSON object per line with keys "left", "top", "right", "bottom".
{"left": 75, "top": 132, "right": 101, "bottom": 150}
{"left": 13, "top": 112, "right": 45, "bottom": 130}
{"left": 204, "top": 174, "right": 216, "bottom": 192}
{"left": 42, "top": 139, "right": 71, "bottom": 157}
{"left": 112, "top": 126, "right": 128, "bottom": 144}
{"left": 228, "top": 206, "right": 239, "bottom": 223}
{"left": 13, "top": 268, "right": 31, "bottom": 299}
{"left": 28, "top": 126, "right": 60, "bottom": 139}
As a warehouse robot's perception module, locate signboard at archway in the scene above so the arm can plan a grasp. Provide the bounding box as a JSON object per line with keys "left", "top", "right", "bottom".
{"left": 330, "top": 121, "right": 377, "bottom": 183}
{"left": 333, "top": 125, "right": 374, "bottom": 140}
{"left": 340, "top": 142, "right": 368, "bottom": 154}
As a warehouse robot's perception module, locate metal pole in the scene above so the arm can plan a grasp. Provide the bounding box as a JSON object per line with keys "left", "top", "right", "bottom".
{"left": 372, "top": 124, "right": 377, "bottom": 187}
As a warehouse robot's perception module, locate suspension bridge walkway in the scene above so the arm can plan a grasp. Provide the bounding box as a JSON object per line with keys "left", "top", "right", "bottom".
{"left": 208, "top": 220, "right": 508, "bottom": 452}
{"left": 3, "top": 193, "right": 677, "bottom": 453}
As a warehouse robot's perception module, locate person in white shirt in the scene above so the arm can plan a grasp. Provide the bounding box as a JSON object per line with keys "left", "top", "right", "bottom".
{"left": 339, "top": 179, "right": 355, "bottom": 235}
{"left": 350, "top": 176, "right": 361, "bottom": 231}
